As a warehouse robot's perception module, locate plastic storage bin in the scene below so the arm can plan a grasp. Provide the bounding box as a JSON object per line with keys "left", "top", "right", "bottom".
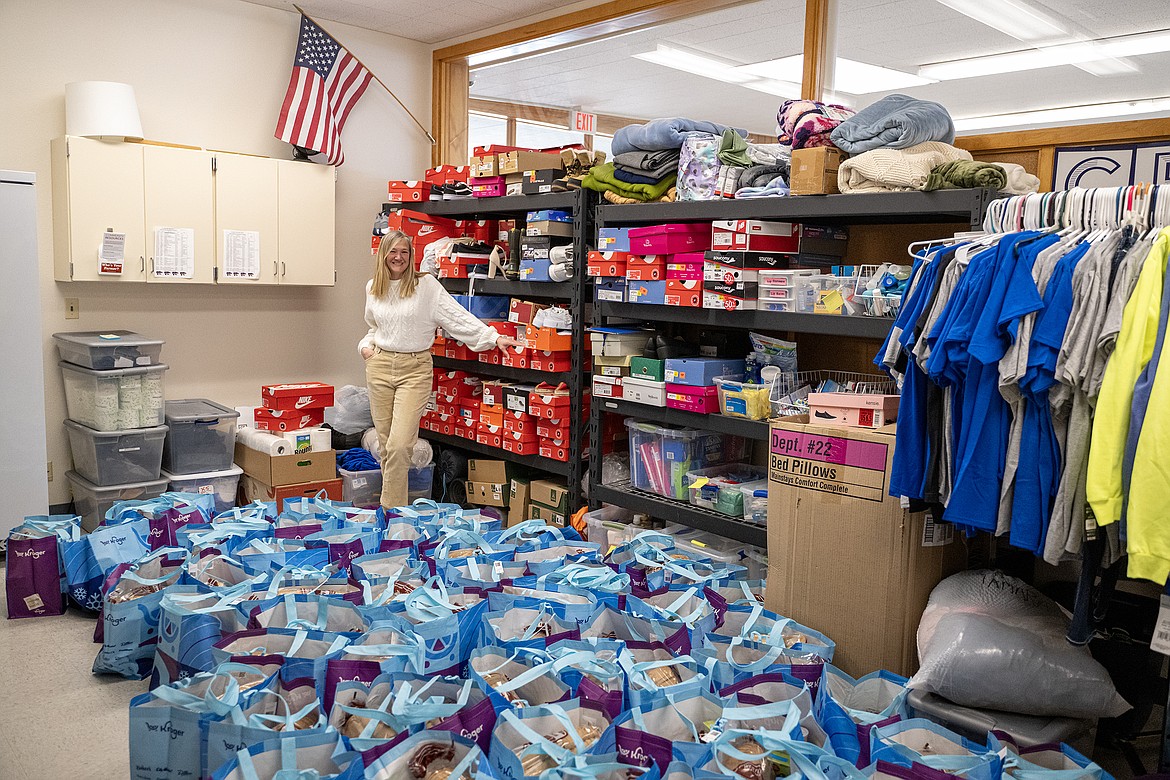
{"left": 742, "top": 486, "right": 768, "bottom": 527}
{"left": 53, "top": 330, "right": 165, "bottom": 369}
{"left": 408, "top": 463, "right": 434, "bottom": 502}
{"left": 65, "top": 470, "right": 169, "bottom": 533}
{"left": 714, "top": 376, "right": 771, "bottom": 420}
{"left": 675, "top": 529, "right": 768, "bottom": 579}
{"left": 63, "top": 419, "right": 167, "bottom": 487}
{"left": 162, "top": 399, "right": 240, "bottom": 474}
{"left": 162, "top": 465, "right": 243, "bottom": 514}
{"left": 582, "top": 505, "right": 636, "bottom": 547}
{"left": 625, "top": 418, "right": 747, "bottom": 500}
{"left": 340, "top": 463, "right": 433, "bottom": 508}
{"left": 59, "top": 361, "right": 167, "bottom": 431}
{"left": 685, "top": 465, "right": 767, "bottom": 516}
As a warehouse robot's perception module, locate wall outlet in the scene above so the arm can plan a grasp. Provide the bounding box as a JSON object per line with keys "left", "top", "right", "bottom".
{"left": 65, "top": 298, "right": 79, "bottom": 319}
{"left": 47, "top": 461, "right": 53, "bottom": 482}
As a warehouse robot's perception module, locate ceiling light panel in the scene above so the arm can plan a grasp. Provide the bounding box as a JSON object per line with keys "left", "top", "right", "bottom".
{"left": 738, "top": 55, "right": 935, "bottom": 94}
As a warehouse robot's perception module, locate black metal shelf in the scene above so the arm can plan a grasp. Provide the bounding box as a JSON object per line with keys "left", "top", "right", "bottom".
{"left": 432, "top": 355, "right": 572, "bottom": 385}
{"left": 596, "top": 397, "right": 769, "bottom": 441}
{"left": 439, "top": 277, "right": 573, "bottom": 300}
{"left": 592, "top": 481, "right": 766, "bottom": 548}
{"left": 597, "top": 302, "right": 893, "bottom": 339}
{"left": 419, "top": 429, "right": 570, "bottom": 477}
{"left": 385, "top": 192, "right": 579, "bottom": 219}
{"left": 595, "top": 188, "right": 995, "bottom": 228}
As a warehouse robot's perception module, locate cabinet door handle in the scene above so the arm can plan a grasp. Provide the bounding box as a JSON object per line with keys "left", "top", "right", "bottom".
{"left": 273, "top": 260, "right": 278, "bottom": 277}
{"left": 281, "top": 262, "right": 286, "bottom": 277}
{"left": 140, "top": 256, "right": 145, "bottom": 272}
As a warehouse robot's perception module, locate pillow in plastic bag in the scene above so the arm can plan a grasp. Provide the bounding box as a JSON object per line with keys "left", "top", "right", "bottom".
{"left": 324, "top": 385, "right": 373, "bottom": 433}
{"left": 909, "top": 570, "right": 1129, "bottom": 719}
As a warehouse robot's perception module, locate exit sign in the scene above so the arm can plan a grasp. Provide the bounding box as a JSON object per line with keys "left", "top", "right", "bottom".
{"left": 572, "top": 110, "right": 597, "bottom": 134}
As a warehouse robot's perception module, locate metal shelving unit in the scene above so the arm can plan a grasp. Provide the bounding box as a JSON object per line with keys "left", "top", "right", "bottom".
{"left": 593, "top": 481, "right": 767, "bottom": 548}
{"left": 386, "top": 190, "right": 595, "bottom": 509}
{"left": 588, "top": 188, "right": 999, "bottom": 545}
{"left": 418, "top": 429, "right": 571, "bottom": 477}
{"left": 433, "top": 355, "right": 572, "bottom": 385}
{"left": 598, "top": 302, "right": 895, "bottom": 339}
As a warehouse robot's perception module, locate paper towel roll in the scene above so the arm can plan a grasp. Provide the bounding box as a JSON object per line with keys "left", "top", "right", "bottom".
{"left": 282, "top": 427, "right": 331, "bottom": 454}
{"left": 237, "top": 426, "right": 291, "bottom": 456}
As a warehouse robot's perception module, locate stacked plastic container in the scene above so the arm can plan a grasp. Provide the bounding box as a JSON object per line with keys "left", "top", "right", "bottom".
{"left": 160, "top": 399, "right": 242, "bottom": 514}
{"left": 53, "top": 331, "right": 170, "bottom": 532}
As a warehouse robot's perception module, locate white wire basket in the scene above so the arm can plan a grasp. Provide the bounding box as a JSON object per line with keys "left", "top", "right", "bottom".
{"left": 769, "top": 369, "right": 897, "bottom": 417}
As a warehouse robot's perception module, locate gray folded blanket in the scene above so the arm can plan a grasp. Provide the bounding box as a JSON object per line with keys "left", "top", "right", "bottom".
{"left": 830, "top": 93, "right": 955, "bottom": 154}
{"left": 741, "top": 162, "right": 790, "bottom": 189}
{"left": 612, "top": 117, "right": 747, "bottom": 156}
{"left": 613, "top": 149, "right": 680, "bottom": 172}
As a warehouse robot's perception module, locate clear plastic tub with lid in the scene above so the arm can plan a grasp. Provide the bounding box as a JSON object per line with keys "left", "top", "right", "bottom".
{"left": 59, "top": 361, "right": 167, "bottom": 431}
{"left": 162, "top": 399, "right": 240, "bottom": 475}
{"left": 65, "top": 470, "right": 169, "bottom": 533}
{"left": 163, "top": 465, "right": 243, "bottom": 514}
{"left": 63, "top": 419, "right": 167, "bottom": 487}
{"left": 52, "top": 330, "right": 164, "bottom": 370}
{"left": 685, "top": 464, "right": 767, "bottom": 516}
{"left": 625, "top": 418, "right": 747, "bottom": 500}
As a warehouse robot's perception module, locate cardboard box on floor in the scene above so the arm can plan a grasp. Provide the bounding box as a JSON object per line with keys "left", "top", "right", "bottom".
{"left": 528, "top": 502, "right": 567, "bottom": 527}
{"left": 242, "top": 474, "right": 342, "bottom": 511}
{"left": 508, "top": 478, "right": 531, "bottom": 527}
{"left": 234, "top": 442, "right": 336, "bottom": 486}
{"left": 529, "top": 479, "right": 570, "bottom": 514}
{"left": 466, "top": 480, "right": 509, "bottom": 508}
{"left": 765, "top": 416, "right": 964, "bottom": 677}
{"left": 467, "top": 458, "right": 518, "bottom": 484}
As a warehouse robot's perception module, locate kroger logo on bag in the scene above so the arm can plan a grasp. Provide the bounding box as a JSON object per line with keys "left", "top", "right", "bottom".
{"left": 100, "top": 535, "right": 128, "bottom": 546}
{"left": 144, "top": 721, "right": 186, "bottom": 741}
{"left": 14, "top": 548, "right": 47, "bottom": 559}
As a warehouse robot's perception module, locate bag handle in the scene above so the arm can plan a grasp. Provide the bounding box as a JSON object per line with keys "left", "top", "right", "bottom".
{"left": 724, "top": 637, "right": 789, "bottom": 671}
{"left": 282, "top": 593, "right": 329, "bottom": 632}
{"left": 501, "top": 706, "right": 580, "bottom": 759}
{"left": 120, "top": 546, "right": 187, "bottom": 586}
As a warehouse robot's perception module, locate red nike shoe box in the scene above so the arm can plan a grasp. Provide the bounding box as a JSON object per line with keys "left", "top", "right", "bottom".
{"left": 254, "top": 407, "right": 325, "bottom": 432}
{"left": 261, "top": 382, "right": 334, "bottom": 411}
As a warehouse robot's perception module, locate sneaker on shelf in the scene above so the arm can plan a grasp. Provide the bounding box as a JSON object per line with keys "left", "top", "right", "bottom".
{"left": 442, "top": 182, "right": 474, "bottom": 200}
{"left": 429, "top": 185, "right": 445, "bottom": 201}
{"left": 533, "top": 306, "right": 573, "bottom": 330}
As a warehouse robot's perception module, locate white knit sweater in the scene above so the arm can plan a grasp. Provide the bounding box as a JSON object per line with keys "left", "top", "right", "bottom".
{"left": 357, "top": 275, "right": 500, "bottom": 355}
{"left": 838, "top": 141, "right": 972, "bottom": 193}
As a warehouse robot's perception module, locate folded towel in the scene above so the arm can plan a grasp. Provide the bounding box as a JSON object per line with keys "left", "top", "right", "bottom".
{"left": 838, "top": 142, "right": 972, "bottom": 193}
{"left": 735, "top": 177, "right": 790, "bottom": 199}
{"left": 613, "top": 167, "right": 669, "bottom": 186}
{"left": 741, "top": 162, "right": 790, "bottom": 189}
{"left": 583, "top": 163, "right": 677, "bottom": 201}
{"left": 924, "top": 160, "right": 1007, "bottom": 192}
{"left": 611, "top": 117, "right": 747, "bottom": 156}
{"left": 718, "top": 128, "right": 752, "bottom": 167}
{"left": 831, "top": 93, "right": 955, "bottom": 154}
{"left": 776, "top": 99, "right": 855, "bottom": 150}
{"left": 603, "top": 187, "right": 677, "bottom": 205}
{"left": 988, "top": 161, "right": 1040, "bottom": 195}
{"left": 612, "top": 149, "right": 680, "bottom": 174}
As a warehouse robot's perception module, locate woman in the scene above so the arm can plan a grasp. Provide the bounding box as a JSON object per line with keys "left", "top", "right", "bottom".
{"left": 359, "top": 230, "right": 521, "bottom": 508}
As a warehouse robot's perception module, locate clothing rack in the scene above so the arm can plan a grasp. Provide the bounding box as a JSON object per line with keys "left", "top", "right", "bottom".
{"left": 981, "top": 184, "right": 1170, "bottom": 234}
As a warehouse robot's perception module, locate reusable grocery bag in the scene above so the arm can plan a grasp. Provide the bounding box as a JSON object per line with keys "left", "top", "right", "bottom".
{"left": 816, "top": 666, "right": 909, "bottom": 767}
{"left": 479, "top": 606, "right": 580, "bottom": 653}
{"left": 179, "top": 521, "right": 273, "bottom": 555}
{"left": 244, "top": 593, "right": 369, "bottom": 636}
{"left": 714, "top": 604, "right": 836, "bottom": 661}
{"left": 546, "top": 640, "right": 628, "bottom": 721}
{"left": 205, "top": 678, "right": 330, "bottom": 775}
{"left": 210, "top": 730, "right": 361, "bottom": 780}
{"left": 5, "top": 514, "right": 80, "bottom": 619}
{"left": 321, "top": 623, "right": 426, "bottom": 713}
{"left": 611, "top": 688, "right": 724, "bottom": 772}
{"left": 695, "top": 632, "right": 823, "bottom": 692}
{"left": 63, "top": 517, "right": 151, "bottom": 611}
{"left": 538, "top": 755, "right": 661, "bottom": 780}
{"left": 993, "top": 732, "right": 1112, "bottom": 780}
{"left": 469, "top": 645, "right": 572, "bottom": 713}
{"left": 349, "top": 548, "right": 418, "bottom": 582}
{"left": 626, "top": 586, "right": 725, "bottom": 634}
{"left": 869, "top": 719, "right": 1002, "bottom": 780}
{"left": 513, "top": 541, "right": 602, "bottom": 578}
{"left": 359, "top": 731, "right": 492, "bottom": 780}
{"left": 489, "top": 519, "right": 584, "bottom": 546}
{"left": 183, "top": 553, "right": 271, "bottom": 592}
{"left": 302, "top": 527, "right": 382, "bottom": 571}
{"left": 130, "top": 662, "right": 274, "bottom": 780}
{"left": 579, "top": 605, "right": 692, "bottom": 655}
{"left": 211, "top": 627, "right": 351, "bottom": 693}
{"left": 489, "top": 700, "right": 616, "bottom": 780}
{"left": 489, "top": 583, "right": 600, "bottom": 624}
{"left": 234, "top": 539, "right": 332, "bottom": 576}
{"left": 93, "top": 546, "right": 187, "bottom": 678}
{"left": 720, "top": 673, "right": 829, "bottom": 751}
{"left": 622, "top": 652, "right": 713, "bottom": 712}
{"left": 152, "top": 584, "right": 253, "bottom": 688}
{"left": 385, "top": 577, "right": 487, "bottom": 675}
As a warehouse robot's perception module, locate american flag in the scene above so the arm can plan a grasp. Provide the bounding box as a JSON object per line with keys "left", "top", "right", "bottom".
{"left": 274, "top": 14, "right": 373, "bottom": 166}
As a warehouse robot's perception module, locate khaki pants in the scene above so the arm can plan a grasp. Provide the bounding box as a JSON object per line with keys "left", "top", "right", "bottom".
{"left": 365, "top": 348, "right": 432, "bottom": 509}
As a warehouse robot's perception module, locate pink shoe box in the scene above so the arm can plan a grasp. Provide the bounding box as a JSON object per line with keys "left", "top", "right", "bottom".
{"left": 628, "top": 223, "right": 712, "bottom": 254}
{"left": 665, "top": 383, "right": 720, "bottom": 414}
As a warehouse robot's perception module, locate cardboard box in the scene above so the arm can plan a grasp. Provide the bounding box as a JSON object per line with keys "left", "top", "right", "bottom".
{"left": 594, "top": 278, "right": 627, "bottom": 302}
{"left": 598, "top": 227, "right": 631, "bottom": 253}
{"left": 261, "top": 382, "right": 335, "bottom": 411}
{"left": 765, "top": 417, "right": 965, "bottom": 676}
{"left": 625, "top": 255, "right": 666, "bottom": 281}
{"left": 628, "top": 280, "right": 668, "bottom": 305}
{"left": 594, "top": 354, "right": 634, "bottom": 377}
{"left": 242, "top": 476, "right": 342, "bottom": 512}
{"left": 509, "top": 299, "right": 550, "bottom": 325}
{"left": 703, "top": 250, "right": 792, "bottom": 271}
{"left": 589, "top": 329, "right": 649, "bottom": 357}
{"left": 467, "top": 458, "right": 512, "bottom": 484}
{"left": 528, "top": 502, "right": 567, "bottom": 527}
{"left": 502, "top": 437, "right": 539, "bottom": 456}
{"left": 664, "top": 357, "right": 746, "bottom": 386}
{"left": 536, "top": 420, "right": 568, "bottom": 440}
{"left": 530, "top": 350, "right": 572, "bottom": 373}
{"left": 425, "top": 165, "right": 471, "bottom": 185}
{"left": 526, "top": 219, "right": 573, "bottom": 238}
{"left": 504, "top": 384, "right": 534, "bottom": 414}
{"left": 629, "top": 357, "right": 665, "bottom": 382}
{"left": 539, "top": 439, "right": 570, "bottom": 462}
{"left": 622, "top": 376, "right": 667, "bottom": 406}
{"left": 481, "top": 381, "right": 507, "bottom": 409}
{"left": 800, "top": 225, "right": 849, "bottom": 257}
{"left": 528, "top": 383, "right": 571, "bottom": 419}
{"left": 790, "top": 147, "right": 844, "bottom": 195}
{"left": 254, "top": 407, "right": 325, "bottom": 432}
{"left": 807, "top": 393, "right": 900, "bottom": 428}
{"left": 466, "top": 480, "right": 509, "bottom": 507}
{"left": 503, "top": 410, "right": 536, "bottom": 434}
{"left": 521, "top": 175, "right": 560, "bottom": 196}
{"left": 664, "top": 279, "right": 702, "bottom": 307}
{"left": 497, "top": 151, "right": 564, "bottom": 175}
{"left": 386, "top": 180, "right": 430, "bottom": 202}
{"left": 508, "top": 479, "right": 531, "bottom": 527}
{"left": 480, "top": 405, "right": 504, "bottom": 429}
{"left": 525, "top": 325, "right": 572, "bottom": 353}
{"left": 500, "top": 348, "right": 530, "bottom": 369}
{"left": 234, "top": 442, "right": 336, "bottom": 487}
{"left": 469, "top": 153, "right": 498, "bottom": 177}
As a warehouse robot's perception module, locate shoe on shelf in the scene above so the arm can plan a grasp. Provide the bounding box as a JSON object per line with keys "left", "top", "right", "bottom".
{"left": 429, "top": 185, "right": 445, "bottom": 201}
{"left": 442, "top": 182, "right": 474, "bottom": 199}
{"left": 533, "top": 306, "right": 573, "bottom": 330}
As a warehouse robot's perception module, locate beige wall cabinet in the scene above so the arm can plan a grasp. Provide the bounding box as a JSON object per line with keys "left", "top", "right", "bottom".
{"left": 52, "top": 137, "right": 334, "bottom": 285}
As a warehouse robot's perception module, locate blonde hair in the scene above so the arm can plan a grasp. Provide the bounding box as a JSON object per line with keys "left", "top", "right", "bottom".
{"left": 371, "top": 230, "right": 425, "bottom": 298}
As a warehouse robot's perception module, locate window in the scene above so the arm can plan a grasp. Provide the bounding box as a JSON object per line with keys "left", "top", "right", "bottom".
{"left": 515, "top": 119, "right": 584, "bottom": 150}
{"left": 592, "top": 133, "right": 613, "bottom": 157}
{"left": 468, "top": 110, "right": 507, "bottom": 158}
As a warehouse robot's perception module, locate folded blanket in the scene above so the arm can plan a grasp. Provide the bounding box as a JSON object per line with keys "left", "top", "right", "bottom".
{"left": 741, "top": 162, "right": 790, "bottom": 189}
{"left": 924, "top": 160, "right": 1007, "bottom": 192}
{"left": 603, "top": 187, "right": 677, "bottom": 205}
{"left": 613, "top": 149, "right": 680, "bottom": 174}
{"left": 831, "top": 93, "right": 955, "bottom": 154}
{"left": 583, "top": 163, "right": 677, "bottom": 201}
{"left": 735, "top": 177, "right": 790, "bottom": 199}
{"left": 611, "top": 117, "right": 747, "bottom": 156}
{"left": 988, "top": 161, "right": 1040, "bottom": 195}
{"left": 613, "top": 166, "right": 669, "bottom": 186}
{"left": 776, "top": 99, "right": 855, "bottom": 150}
{"left": 718, "top": 128, "right": 752, "bottom": 167}
{"left": 838, "top": 142, "right": 972, "bottom": 193}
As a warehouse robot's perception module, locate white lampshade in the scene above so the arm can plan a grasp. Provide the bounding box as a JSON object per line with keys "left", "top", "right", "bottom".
{"left": 65, "top": 81, "right": 144, "bottom": 140}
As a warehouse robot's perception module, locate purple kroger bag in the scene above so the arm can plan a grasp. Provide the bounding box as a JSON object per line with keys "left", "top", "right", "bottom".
{"left": 611, "top": 688, "right": 724, "bottom": 772}
{"left": 321, "top": 622, "right": 426, "bottom": 714}
{"left": 6, "top": 514, "right": 81, "bottom": 619}
{"left": 302, "top": 527, "right": 382, "bottom": 571}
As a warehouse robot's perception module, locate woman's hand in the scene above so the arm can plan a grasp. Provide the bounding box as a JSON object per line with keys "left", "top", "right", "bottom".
{"left": 495, "top": 335, "right": 524, "bottom": 354}
{"left": 361, "top": 346, "right": 375, "bottom": 360}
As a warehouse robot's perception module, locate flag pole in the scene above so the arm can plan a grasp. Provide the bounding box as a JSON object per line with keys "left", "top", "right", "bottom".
{"left": 293, "top": 4, "right": 437, "bottom": 145}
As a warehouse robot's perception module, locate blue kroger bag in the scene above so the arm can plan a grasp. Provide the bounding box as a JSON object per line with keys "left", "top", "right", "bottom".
{"left": 211, "top": 730, "right": 361, "bottom": 780}
{"left": 719, "top": 673, "right": 829, "bottom": 752}
{"left": 488, "top": 519, "right": 584, "bottom": 546}
{"left": 611, "top": 688, "right": 725, "bottom": 772}
{"left": 243, "top": 593, "right": 369, "bottom": 637}
{"left": 382, "top": 577, "right": 487, "bottom": 675}
{"left": 179, "top": 521, "right": 274, "bottom": 555}
{"left": 360, "top": 731, "right": 494, "bottom": 780}
{"left": 183, "top": 553, "right": 272, "bottom": 592}
{"left": 713, "top": 604, "right": 836, "bottom": 661}
{"left": 63, "top": 517, "right": 152, "bottom": 611}
{"left": 579, "top": 605, "right": 693, "bottom": 655}
{"left": 353, "top": 566, "right": 432, "bottom": 624}
{"left": 130, "top": 662, "right": 275, "bottom": 780}
{"left": 349, "top": 548, "right": 418, "bottom": 582}
{"left": 546, "top": 640, "right": 628, "bottom": 722}
{"left": 622, "top": 652, "right": 714, "bottom": 712}
{"left": 710, "top": 580, "right": 766, "bottom": 607}
{"left": 94, "top": 546, "right": 188, "bottom": 678}
{"left": 695, "top": 633, "right": 824, "bottom": 693}
{"left": 321, "top": 623, "right": 426, "bottom": 714}
{"left": 530, "top": 563, "right": 631, "bottom": 600}
{"left": 513, "top": 541, "right": 603, "bottom": 578}
{"left": 479, "top": 606, "right": 581, "bottom": 653}
{"left": 212, "top": 500, "right": 278, "bottom": 524}
{"left": 211, "top": 627, "right": 352, "bottom": 693}
{"left": 302, "top": 527, "right": 382, "bottom": 571}
{"left": 469, "top": 645, "right": 573, "bottom": 713}
{"left": 691, "top": 699, "right": 806, "bottom": 776}
{"left": 445, "top": 555, "right": 528, "bottom": 593}
{"left": 152, "top": 584, "right": 253, "bottom": 688}
{"left": 205, "top": 678, "right": 330, "bottom": 775}
{"left": 234, "top": 539, "right": 332, "bottom": 576}
{"left": 869, "top": 719, "right": 1003, "bottom": 780}
{"left": 490, "top": 700, "right": 616, "bottom": 780}
{"left": 993, "top": 731, "right": 1112, "bottom": 780}
{"left": 489, "top": 582, "right": 601, "bottom": 624}
{"left": 538, "top": 755, "right": 661, "bottom": 780}
{"left": 626, "top": 586, "right": 724, "bottom": 635}
{"left": 816, "top": 666, "right": 909, "bottom": 767}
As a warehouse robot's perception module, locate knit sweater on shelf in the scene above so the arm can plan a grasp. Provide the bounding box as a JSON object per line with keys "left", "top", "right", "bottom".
{"left": 357, "top": 274, "right": 499, "bottom": 355}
